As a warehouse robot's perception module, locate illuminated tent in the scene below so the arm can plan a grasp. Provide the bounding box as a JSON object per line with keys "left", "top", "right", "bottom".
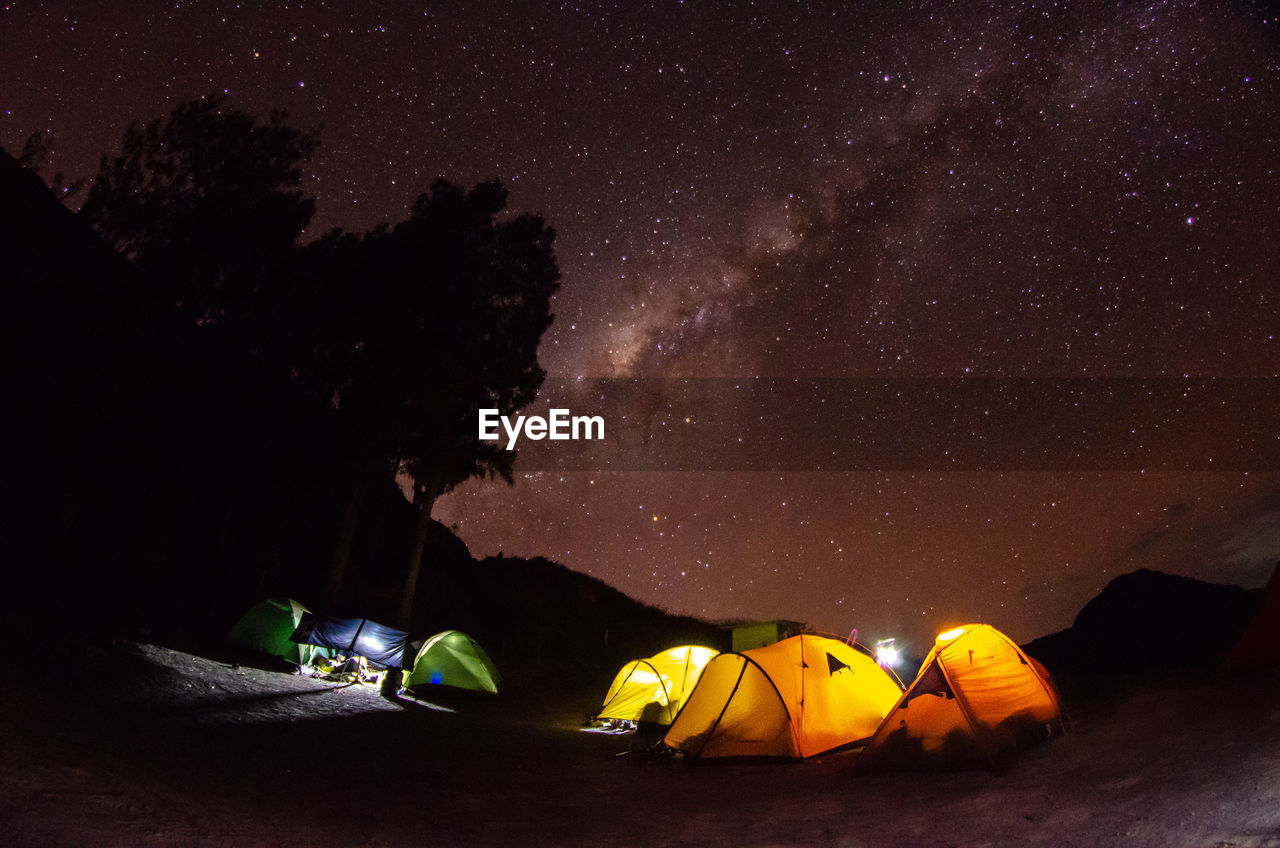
{"left": 596, "top": 645, "right": 719, "bottom": 725}
{"left": 662, "top": 634, "right": 903, "bottom": 759}
{"left": 860, "top": 624, "right": 1061, "bottom": 769}
{"left": 289, "top": 613, "right": 409, "bottom": 669}
{"left": 228, "top": 598, "right": 334, "bottom": 666}
{"left": 402, "top": 630, "right": 502, "bottom": 694}
{"left": 1222, "top": 563, "right": 1280, "bottom": 673}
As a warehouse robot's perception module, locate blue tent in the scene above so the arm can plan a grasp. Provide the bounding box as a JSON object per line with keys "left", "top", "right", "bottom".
{"left": 290, "top": 614, "right": 409, "bottom": 669}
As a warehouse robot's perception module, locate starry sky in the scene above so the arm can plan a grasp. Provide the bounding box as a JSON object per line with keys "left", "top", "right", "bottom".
{"left": 4, "top": 1, "right": 1279, "bottom": 653}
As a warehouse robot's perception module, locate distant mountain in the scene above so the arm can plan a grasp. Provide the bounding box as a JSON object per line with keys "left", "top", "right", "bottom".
{"left": 346, "top": 493, "right": 730, "bottom": 687}
{"left": 1025, "top": 568, "right": 1260, "bottom": 700}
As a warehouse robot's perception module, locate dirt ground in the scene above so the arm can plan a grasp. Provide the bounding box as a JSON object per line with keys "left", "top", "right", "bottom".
{"left": 3, "top": 640, "right": 1280, "bottom": 847}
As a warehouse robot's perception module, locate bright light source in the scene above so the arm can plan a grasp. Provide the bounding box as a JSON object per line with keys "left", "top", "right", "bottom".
{"left": 874, "top": 638, "right": 900, "bottom": 668}
{"left": 936, "top": 627, "right": 966, "bottom": 642}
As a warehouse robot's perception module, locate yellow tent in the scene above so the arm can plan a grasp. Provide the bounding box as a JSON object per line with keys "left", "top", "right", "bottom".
{"left": 596, "top": 645, "right": 718, "bottom": 725}
{"left": 662, "top": 634, "right": 903, "bottom": 759}
{"left": 860, "top": 623, "right": 1061, "bottom": 769}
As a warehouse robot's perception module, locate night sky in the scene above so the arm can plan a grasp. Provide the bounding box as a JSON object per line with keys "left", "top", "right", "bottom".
{"left": 4, "top": 1, "right": 1279, "bottom": 653}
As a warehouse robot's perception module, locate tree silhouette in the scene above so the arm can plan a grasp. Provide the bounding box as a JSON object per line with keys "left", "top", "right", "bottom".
{"left": 15, "top": 131, "right": 84, "bottom": 200}
{"left": 74, "top": 96, "right": 333, "bottom": 623}
{"left": 79, "top": 93, "right": 319, "bottom": 338}
{"left": 71, "top": 94, "right": 558, "bottom": 626}
{"left": 305, "top": 179, "right": 560, "bottom": 622}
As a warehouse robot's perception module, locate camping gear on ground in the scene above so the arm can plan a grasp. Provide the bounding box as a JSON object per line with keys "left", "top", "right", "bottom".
{"left": 731, "top": 620, "right": 806, "bottom": 652}
{"left": 860, "top": 623, "right": 1062, "bottom": 769}
{"left": 228, "top": 598, "right": 335, "bottom": 666}
{"left": 305, "top": 653, "right": 383, "bottom": 684}
{"left": 401, "top": 630, "right": 502, "bottom": 694}
{"left": 596, "top": 645, "right": 719, "bottom": 725}
{"left": 290, "top": 613, "right": 409, "bottom": 669}
{"left": 662, "top": 633, "right": 903, "bottom": 759}
{"left": 1222, "top": 562, "right": 1280, "bottom": 673}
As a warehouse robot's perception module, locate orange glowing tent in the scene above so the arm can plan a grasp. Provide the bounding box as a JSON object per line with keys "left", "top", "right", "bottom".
{"left": 662, "top": 633, "right": 903, "bottom": 759}
{"left": 860, "top": 623, "right": 1061, "bottom": 769}
{"left": 595, "top": 645, "right": 719, "bottom": 725}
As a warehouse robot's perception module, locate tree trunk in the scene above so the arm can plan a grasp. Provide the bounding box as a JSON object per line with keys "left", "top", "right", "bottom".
{"left": 398, "top": 493, "right": 437, "bottom": 627}
{"left": 324, "top": 479, "right": 366, "bottom": 609}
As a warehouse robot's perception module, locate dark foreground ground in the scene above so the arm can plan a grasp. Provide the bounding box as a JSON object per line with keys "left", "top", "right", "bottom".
{"left": 3, "top": 640, "right": 1279, "bottom": 847}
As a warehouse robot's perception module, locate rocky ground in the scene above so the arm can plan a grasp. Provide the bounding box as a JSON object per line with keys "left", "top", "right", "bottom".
{"left": 3, "top": 639, "right": 1279, "bottom": 846}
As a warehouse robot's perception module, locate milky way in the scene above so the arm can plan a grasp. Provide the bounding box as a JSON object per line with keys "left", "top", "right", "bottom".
{"left": 4, "top": 1, "right": 1278, "bottom": 651}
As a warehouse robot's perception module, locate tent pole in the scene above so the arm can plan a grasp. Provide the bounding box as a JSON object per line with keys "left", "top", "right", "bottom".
{"left": 349, "top": 618, "right": 366, "bottom": 657}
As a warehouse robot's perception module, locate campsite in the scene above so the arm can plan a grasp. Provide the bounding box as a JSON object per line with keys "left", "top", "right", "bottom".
{"left": 5, "top": 5, "right": 1280, "bottom": 843}
{"left": 4, "top": 566, "right": 1280, "bottom": 846}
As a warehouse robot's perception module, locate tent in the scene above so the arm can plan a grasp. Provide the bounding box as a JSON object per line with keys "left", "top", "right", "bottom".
{"left": 290, "top": 613, "right": 409, "bottom": 669}
{"left": 731, "top": 620, "right": 806, "bottom": 652}
{"left": 662, "top": 634, "right": 903, "bottom": 759}
{"left": 402, "top": 630, "right": 502, "bottom": 694}
{"left": 1222, "top": 562, "right": 1280, "bottom": 673}
{"left": 596, "top": 645, "right": 719, "bottom": 725}
{"left": 860, "top": 623, "right": 1061, "bottom": 769}
{"left": 228, "top": 598, "right": 334, "bottom": 666}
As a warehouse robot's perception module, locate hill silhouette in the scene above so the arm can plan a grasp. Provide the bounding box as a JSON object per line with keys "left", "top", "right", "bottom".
{"left": 1025, "top": 568, "right": 1260, "bottom": 700}
{"left": 2, "top": 147, "right": 181, "bottom": 634}
{"left": 300, "top": 480, "right": 729, "bottom": 692}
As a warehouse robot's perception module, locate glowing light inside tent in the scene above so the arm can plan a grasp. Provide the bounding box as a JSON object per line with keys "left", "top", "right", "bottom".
{"left": 936, "top": 627, "right": 967, "bottom": 642}
{"left": 431, "top": 671, "right": 443, "bottom": 685}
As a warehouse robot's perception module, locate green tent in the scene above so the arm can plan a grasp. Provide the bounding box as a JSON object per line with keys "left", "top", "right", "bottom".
{"left": 229, "top": 597, "right": 333, "bottom": 666}
{"left": 402, "top": 630, "right": 501, "bottom": 694}
{"left": 731, "top": 620, "right": 806, "bottom": 652}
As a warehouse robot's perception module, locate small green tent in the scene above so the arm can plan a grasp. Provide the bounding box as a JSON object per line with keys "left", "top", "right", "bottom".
{"left": 402, "top": 630, "right": 501, "bottom": 694}
{"left": 731, "top": 620, "right": 806, "bottom": 652}
{"left": 229, "top": 598, "right": 333, "bottom": 666}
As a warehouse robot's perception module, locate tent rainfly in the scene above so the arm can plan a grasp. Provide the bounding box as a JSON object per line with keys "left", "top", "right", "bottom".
{"left": 229, "top": 598, "right": 334, "bottom": 667}
{"left": 662, "top": 633, "right": 903, "bottom": 759}
{"left": 859, "top": 623, "right": 1062, "bottom": 769}
{"left": 596, "top": 645, "right": 719, "bottom": 725}
{"left": 290, "top": 614, "right": 409, "bottom": 669}
{"left": 402, "top": 630, "right": 502, "bottom": 694}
